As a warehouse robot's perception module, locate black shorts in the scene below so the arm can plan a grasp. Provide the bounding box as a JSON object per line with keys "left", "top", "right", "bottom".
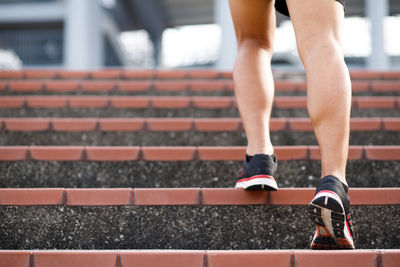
{"left": 275, "top": 0, "right": 345, "bottom": 17}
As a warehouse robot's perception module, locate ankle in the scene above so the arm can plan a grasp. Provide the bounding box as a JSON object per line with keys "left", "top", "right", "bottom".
{"left": 246, "top": 145, "right": 274, "bottom": 157}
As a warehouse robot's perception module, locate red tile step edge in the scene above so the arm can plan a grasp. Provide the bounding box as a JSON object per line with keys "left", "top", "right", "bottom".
{"left": 1, "top": 250, "right": 399, "bottom": 267}
{"left": 1, "top": 79, "right": 399, "bottom": 92}
{"left": 1, "top": 117, "right": 398, "bottom": 132}
{"left": 1, "top": 96, "right": 399, "bottom": 109}
{"left": 1, "top": 69, "right": 400, "bottom": 79}
{"left": 0, "top": 146, "right": 399, "bottom": 161}
{"left": 0, "top": 188, "right": 399, "bottom": 206}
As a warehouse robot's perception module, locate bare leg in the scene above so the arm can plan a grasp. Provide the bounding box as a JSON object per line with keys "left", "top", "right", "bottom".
{"left": 228, "top": 0, "right": 276, "bottom": 156}
{"left": 286, "top": 0, "right": 351, "bottom": 184}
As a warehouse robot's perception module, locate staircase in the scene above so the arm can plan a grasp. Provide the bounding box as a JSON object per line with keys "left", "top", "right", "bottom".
{"left": 0, "top": 69, "right": 399, "bottom": 267}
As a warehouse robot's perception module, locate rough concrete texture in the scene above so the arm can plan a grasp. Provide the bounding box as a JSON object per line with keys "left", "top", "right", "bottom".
{"left": 1, "top": 107, "right": 399, "bottom": 118}
{"left": 0, "top": 205, "right": 398, "bottom": 249}
{"left": 1, "top": 161, "right": 399, "bottom": 188}
{"left": 1, "top": 89, "right": 398, "bottom": 97}
{"left": 1, "top": 131, "right": 398, "bottom": 146}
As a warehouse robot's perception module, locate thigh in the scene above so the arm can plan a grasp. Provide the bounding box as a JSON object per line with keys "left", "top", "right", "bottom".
{"left": 286, "top": 0, "right": 345, "bottom": 53}
{"left": 228, "top": 0, "right": 276, "bottom": 49}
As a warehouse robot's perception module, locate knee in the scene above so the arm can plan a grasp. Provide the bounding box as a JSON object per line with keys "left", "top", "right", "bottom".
{"left": 237, "top": 37, "right": 274, "bottom": 56}
{"left": 297, "top": 37, "right": 343, "bottom": 66}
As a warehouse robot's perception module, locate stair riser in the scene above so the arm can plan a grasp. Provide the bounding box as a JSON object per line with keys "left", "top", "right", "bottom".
{"left": 0, "top": 205, "right": 398, "bottom": 249}
{"left": 1, "top": 161, "right": 399, "bottom": 188}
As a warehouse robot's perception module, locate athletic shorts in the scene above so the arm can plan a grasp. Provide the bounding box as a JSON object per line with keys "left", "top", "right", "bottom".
{"left": 275, "top": 0, "right": 345, "bottom": 17}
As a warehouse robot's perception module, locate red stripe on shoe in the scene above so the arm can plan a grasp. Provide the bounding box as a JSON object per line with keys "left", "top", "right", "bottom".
{"left": 237, "top": 175, "right": 275, "bottom": 183}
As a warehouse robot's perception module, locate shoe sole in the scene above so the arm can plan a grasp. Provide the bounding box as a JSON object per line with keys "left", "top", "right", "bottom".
{"left": 235, "top": 175, "right": 278, "bottom": 191}
{"left": 308, "top": 190, "right": 355, "bottom": 250}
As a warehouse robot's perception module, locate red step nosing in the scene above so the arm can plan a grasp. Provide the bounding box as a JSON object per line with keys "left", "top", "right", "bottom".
{"left": 202, "top": 188, "right": 268, "bottom": 205}
{"left": 371, "top": 81, "right": 400, "bottom": 92}
{"left": 194, "top": 118, "right": 241, "bottom": 131}
{"left": 86, "top": 146, "right": 141, "bottom": 161}
{"left": 90, "top": 69, "right": 122, "bottom": 79}
{"left": 0, "top": 146, "right": 29, "bottom": 160}
{"left": 142, "top": 146, "right": 197, "bottom": 161}
{"left": 355, "top": 96, "right": 396, "bottom": 109}
{"left": 117, "top": 80, "right": 152, "bottom": 92}
{"left": 58, "top": 71, "right": 90, "bottom": 79}
{"left": 0, "top": 71, "right": 24, "bottom": 79}
{"left": 153, "top": 80, "right": 189, "bottom": 91}
{"left": 120, "top": 250, "right": 205, "bottom": 267}
{"left": 99, "top": 118, "right": 145, "bottom": 131}
{"left": 2, "top": 250, "right": 399, "bottom": 267}
{"left": 207, "top": 250, "right": 291, "bottom": 267}
{"left": 190, "top": 80, "right": 227, "bottom": 91}
{"left": 198, "top": 146, "right": 246, "bottom": 161}
{"left": 134, "top": 188, "right": 201, "bottom": 206}
{"left": 294, "top": 250, "right": 378, "bottom": 267}
{"left": 275, "top": 146, "right": 309, "bottom": 160}
{"left": 5, "top": 118, "right": 50, "bottom": 131}
{"left": 0, "top": 96, "right": 25, "bottom": 108}
{"left": 51, "top": 118, "right": 98, "bottom": 131}
{"left": 381, "top": 250, "right": 400, "bottom": 267}
{"left": 151, "top": 96, "right": 191, "bottom": 109}
{"left": 66, "top": 188, "right": 132, "bottom": 206}
{"left": 187, "top": 69, "right": 219, "bottom": 79}
{"left": 33, "top": 251, "right": 118, "bottom": 267}
{"left": 122, "top": 69, "right": 155, "bottom": 79}
{"left": 29, "top": 146, "right": 84, "bottom": 161}
{"left": 111, "top": 96, "right": 150, "bottom": 108}
{"left": 192, "top": 96, "right": 233, "bottom": 109}
{"left": 364, "top": 146, "right": 400, "bottom": 160}
{"left": 0, "top": 188, "right": 65, "bottom": 205}
{"left": 0, "top": 251, "right": 31, "bottom": 267}
{"left": 24, "top": 70, "right": 58, "bottom": 79}
{"left": 9, "top": 81, "right": 44, "bottom": 92}
{"left": 81, "top": 81, "right": 115, "bottom": 91}
{"left": 68, "top": 96, "right": 109, "bottom": 108}
{"left": 383, "top": 118, "right": 400, "bottom": 131}
{"left": 147, "top": 118, "right": 194, "bottom": 131}
{"left": 156, "top": 70, "right": 188, "bottom": 79}
{"left": 44, "top": 81, "right": 80, "bottom": 92}
{"left": 0, "top": 188, "right": 398, "bottom": 206}
{"left": 350, "top": 118, "right": 382, "bottom": 131}
{"left": 27, "top": 96, "right": 68, "bottom": 108}
{"left": 350, "top": 71, "right": 383, "bottom": 80}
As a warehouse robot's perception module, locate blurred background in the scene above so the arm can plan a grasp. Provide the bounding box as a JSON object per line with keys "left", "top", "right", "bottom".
{"left": 0, "top": 0, "right": 398, "bottom": 70}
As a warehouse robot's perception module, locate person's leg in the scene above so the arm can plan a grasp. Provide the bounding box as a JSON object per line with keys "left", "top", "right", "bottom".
{"left": 228, "top": 0, "right": 276, "bottom": 157}
{"left": 286, "top": 0, "right": 354, "bottom": 249}
{"left": 286, "top": 0, "right": 351, "bottom": 185}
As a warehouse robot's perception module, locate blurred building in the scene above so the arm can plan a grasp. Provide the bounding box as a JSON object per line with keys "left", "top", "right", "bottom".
{"left": 0, "top": 0, "right": 398, "bottom": 70}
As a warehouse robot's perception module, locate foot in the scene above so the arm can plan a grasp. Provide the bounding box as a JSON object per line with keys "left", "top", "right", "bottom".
{"left": 235, "top": 154, "right": 278, "bottom": 191}
{"left": 308, "top": 175, "right": 355, "bottom": 249}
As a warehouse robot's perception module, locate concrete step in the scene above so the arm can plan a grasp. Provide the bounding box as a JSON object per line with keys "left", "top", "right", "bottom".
{"left": 1, "top": 249, "right": 399, "bottom": 267}
{"left": 0, "top": 188, "right": 399, "bottom": 249}
{"left": 1, "top": 129, "right": 399, "bottom": 146}
{"left": 1, "top": 159, "right": 399, "bottom": 188}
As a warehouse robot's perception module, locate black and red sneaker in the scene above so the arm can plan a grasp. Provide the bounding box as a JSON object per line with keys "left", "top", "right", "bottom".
{"left": 308, "top": 175, "right": 355, "bottom": 249}
{"left": 235, "top": 154, "right": 278, "bottom": 191}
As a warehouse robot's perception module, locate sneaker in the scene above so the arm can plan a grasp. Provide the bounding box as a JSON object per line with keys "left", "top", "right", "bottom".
{"left": 235, "top": 154, "right": 278, "bottom": 191}
{"left": 308, "top": 175, "right": 355, "bottom": 249}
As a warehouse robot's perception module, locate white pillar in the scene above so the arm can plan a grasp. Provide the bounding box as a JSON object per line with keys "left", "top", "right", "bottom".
{"left": 214, "top": 0, "right": 237, "bottom": 70}
{"left": 366, "top": 0, "right": 389, "bottom": 70}
{"left": 64, "top": 0, "right": 104, "bottom": 70}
